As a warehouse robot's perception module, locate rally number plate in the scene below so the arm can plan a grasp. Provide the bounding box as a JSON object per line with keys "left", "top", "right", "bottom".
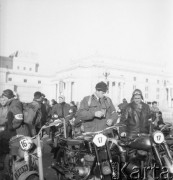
{"left": 93, "top": 134, "right": 107, "bottom": 147}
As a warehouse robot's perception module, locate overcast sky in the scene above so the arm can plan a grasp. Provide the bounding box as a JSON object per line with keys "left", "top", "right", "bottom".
{"left": 0, "top": 0, "right": 173, "bottom": 73}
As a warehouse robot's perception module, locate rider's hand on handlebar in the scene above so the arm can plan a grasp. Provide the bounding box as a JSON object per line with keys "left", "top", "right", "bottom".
{"left": 95, "top": 111, "right": 104, "bottom": 118}
{"left": 106, "top": 119, "right": 113, "bottom": 126}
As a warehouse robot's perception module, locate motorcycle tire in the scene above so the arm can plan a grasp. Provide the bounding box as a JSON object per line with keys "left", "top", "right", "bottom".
{"left": 26, "top": 174, "right": 39, "bottom": 180}
{"left": 103, "top": 175, "right": 112, "bottom": 180}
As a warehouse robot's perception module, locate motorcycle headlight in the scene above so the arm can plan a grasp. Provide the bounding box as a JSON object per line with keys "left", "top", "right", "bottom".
{"left": 19, "top": 136, "right": 33, "bottom": 151}
{"left": 153, "top": 131, "right": 165, "bottom": 144}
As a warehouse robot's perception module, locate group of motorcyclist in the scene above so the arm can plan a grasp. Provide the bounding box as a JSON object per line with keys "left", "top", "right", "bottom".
{"left": 0, "top": 81, "right": 167, "bottom": 179}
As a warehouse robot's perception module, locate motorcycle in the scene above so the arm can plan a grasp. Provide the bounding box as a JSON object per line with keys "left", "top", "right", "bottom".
{"left": 110, "top": 122, "right": 173, "bottom": 180}
{"left": 3, "top": 119, "right": 62, "bottom": 180}
{"left": 51, "top": 123, "right": 125, "bottom": 180}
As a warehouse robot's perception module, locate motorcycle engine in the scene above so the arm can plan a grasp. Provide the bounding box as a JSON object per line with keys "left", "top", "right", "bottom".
{"left": 69, "top": 153, "right": 95, "bottom": 179}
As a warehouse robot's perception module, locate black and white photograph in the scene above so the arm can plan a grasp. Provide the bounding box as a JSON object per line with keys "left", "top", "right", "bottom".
{"left": 0, "top": 0, "right": 173, "bottom": 179}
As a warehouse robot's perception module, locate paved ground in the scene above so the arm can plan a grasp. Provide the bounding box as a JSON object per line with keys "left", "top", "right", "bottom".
{"left": 42, "top": 136, "right": 58, "bottom": 180}
{"left": 0, "top": 136, "right": 58, "bottom": 180}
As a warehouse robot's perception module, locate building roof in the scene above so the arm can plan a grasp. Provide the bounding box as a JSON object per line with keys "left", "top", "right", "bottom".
{"left": 0, "top": 56, "right": 13, "bottom": 69}
{"left": 55, "top": 55, "right": 172, "bottom": 78}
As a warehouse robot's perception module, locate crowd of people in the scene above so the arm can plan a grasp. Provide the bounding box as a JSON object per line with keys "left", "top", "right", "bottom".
{"left": 0, "top": 81, "right": 165, "bottom": 160}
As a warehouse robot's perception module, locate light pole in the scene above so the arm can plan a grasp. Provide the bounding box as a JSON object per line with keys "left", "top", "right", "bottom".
{"left": 103, "top": 71, "right": 110, "bottom": 93}
{"left": 103, "top": 71, "right": 110, "bottom": 82}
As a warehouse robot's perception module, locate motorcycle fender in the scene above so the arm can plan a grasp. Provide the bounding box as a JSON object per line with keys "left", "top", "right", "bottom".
{"left": 18, "top": 171, "right": 38, "bottom": 180}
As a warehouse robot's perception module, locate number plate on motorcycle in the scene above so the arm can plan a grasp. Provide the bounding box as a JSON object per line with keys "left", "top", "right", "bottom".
{"left": 93, "top": 134, "right": 107, "bottom": 147}
{"left": 19, "top": 137, "right": 32, "bottom": 151}
{"left": 153, "top": 131, "right": 164, "bottom": 144}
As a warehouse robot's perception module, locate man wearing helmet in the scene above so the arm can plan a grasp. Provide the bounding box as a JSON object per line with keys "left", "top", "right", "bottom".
{"left": 120, "top": 89, "right": 151, "bottom": 138}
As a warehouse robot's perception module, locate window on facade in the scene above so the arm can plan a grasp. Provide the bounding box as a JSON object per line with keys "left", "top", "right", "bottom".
{"left": 112, "top": 82, "right": 115, "bottom": 86}
{"left": 146, "top": 78, "right": 148, "bottom": 83}
{"left": 133, "top": 77, "right": 136, "bottom": 81}
{"left": 23, "top": 67, "right": 26, "bottom": 70}
{"left": 17, "top": 66, "right": 20, "bottom": 69}
{"left": 157, "top": 80, "right": 159, "bottom": 84}
{"left": 64, "top": 82, "right": 66, "bottom": 89}
{"left": 164, "top": 80, "right": 166, "bottom": 86}
{"left": 133, "top": 85, "right": 136, "bottom": 90}
{"left": 29, "top": 68, "right": 32, "bottom": 71}
{"left": 156, "top": 95, "right": 159, "bottom": 99}
{"left": 38, "top": 80, "right": 41, "bottom": 84}
{"left": 24, "top": 79, "right": 27, "bottom": 83}
{"left": 145, "top": 93, "right": 148, "bottom": 99}
{"left": 145, "top": 86, "right": 148, "bottom": 91}
{"left": 8, "top": 78, "right": 12, "bottom": 81}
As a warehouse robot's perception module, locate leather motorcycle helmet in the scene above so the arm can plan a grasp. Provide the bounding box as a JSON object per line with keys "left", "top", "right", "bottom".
{"left": 132, "top": 89, "right": 144, "bottom": 100}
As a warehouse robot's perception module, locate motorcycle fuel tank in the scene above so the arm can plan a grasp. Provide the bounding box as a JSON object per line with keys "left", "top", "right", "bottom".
{"left": 128, "top": 135, "right": 152, "bottom": 151}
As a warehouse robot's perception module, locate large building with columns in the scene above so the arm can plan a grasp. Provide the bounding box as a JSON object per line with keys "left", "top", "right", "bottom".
{"left": 1, "top": 53, "right": 173, "bottom": 116}
{"left": 44, "top": 55, "right": 173, "bottom": 113}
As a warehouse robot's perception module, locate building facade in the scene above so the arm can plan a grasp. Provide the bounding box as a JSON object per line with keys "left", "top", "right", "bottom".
{"left": 1, "top": 53, "right": 173, "bottom": 120}
{"left": 44, "top": 56, "right": 173, "bottom": 113}
{"left": 0, "top": 51, "right": 50, "bottom": 102}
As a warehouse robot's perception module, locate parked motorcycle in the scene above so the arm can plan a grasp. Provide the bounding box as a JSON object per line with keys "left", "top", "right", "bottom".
{"left": 110, "top": 122, "right": 173, "bottom": 180}
{"left": 3, "top": 119, "right": 62, "bottom": 180}
{"left": 51, "top": 123, "right": 125, "bottom": 180}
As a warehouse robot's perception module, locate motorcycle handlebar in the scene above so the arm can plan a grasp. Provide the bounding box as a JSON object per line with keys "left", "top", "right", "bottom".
{"left": 32, "top": 119, "right": 63, "bottom": 139}
{"left": 160, "top": 123, "right": 173, "bottom": 132}
{"left": 82, "top": 123, "right": 126, "bottom": 136}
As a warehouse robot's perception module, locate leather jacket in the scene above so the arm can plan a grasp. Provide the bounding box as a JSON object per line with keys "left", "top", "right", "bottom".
{"left": 120, "top": 101, "right": 151, "bottom": 138}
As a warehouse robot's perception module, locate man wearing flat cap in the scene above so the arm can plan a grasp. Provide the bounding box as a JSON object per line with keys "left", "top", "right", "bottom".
{"left": 75, "top": 81, "right": 118, "bottom": 132}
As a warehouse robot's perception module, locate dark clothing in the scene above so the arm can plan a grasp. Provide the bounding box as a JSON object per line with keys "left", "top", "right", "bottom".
{"left": 5, "top": 98, "right": 29, "bottom": 136}
{"left": 0, "top": 106, "right": 8, "bottom": 125}
{"left": 40, "top": 103, "right": 47, "bottom": 126}
{"left": 76, "top": 94, "right": 118, "bottom": 132}
{"left": 120, "top": 101, "right": 151, "bottom": 138}
{"left": 0, "top": 99, "right": 30, "bottom": 155}
{"left": 23, "top": 100, "right": 42, "bottom": 136}
{"left": 35, "top": 102, "right": 47, "bottom": 134}
{"left": 51, "top": 102, "right": 73, "bottom": 121}
{"left": 118, "top": 101, "right": 128, "bottom": 115}
{"left": 70, "top": 105, "right": 77, "bottom": 118}
{"left": 51, "top": 102, "right": 73, "bottom": 137}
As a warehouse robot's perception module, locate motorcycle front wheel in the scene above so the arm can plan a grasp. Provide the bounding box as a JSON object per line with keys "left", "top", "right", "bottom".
{"left": 103, "top": 175, "right": 112, "bottom": 180}
{"left": 26, "top": 174, "right": 39, "bottom": 180}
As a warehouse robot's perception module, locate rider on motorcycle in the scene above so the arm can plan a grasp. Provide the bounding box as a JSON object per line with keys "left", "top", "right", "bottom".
{"left": 120, "top": 89, "right": 151, "bottom": 139}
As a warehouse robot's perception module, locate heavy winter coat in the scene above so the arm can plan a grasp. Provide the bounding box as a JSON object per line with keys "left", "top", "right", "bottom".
{"left": 76, "top": 94, "right": 118, "bottom": 132}
{"left": 51, "top": 102, "right": 73, "bottom": 121}
{"left": 120, "top": 101, "right": 151, "bottom": 138}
